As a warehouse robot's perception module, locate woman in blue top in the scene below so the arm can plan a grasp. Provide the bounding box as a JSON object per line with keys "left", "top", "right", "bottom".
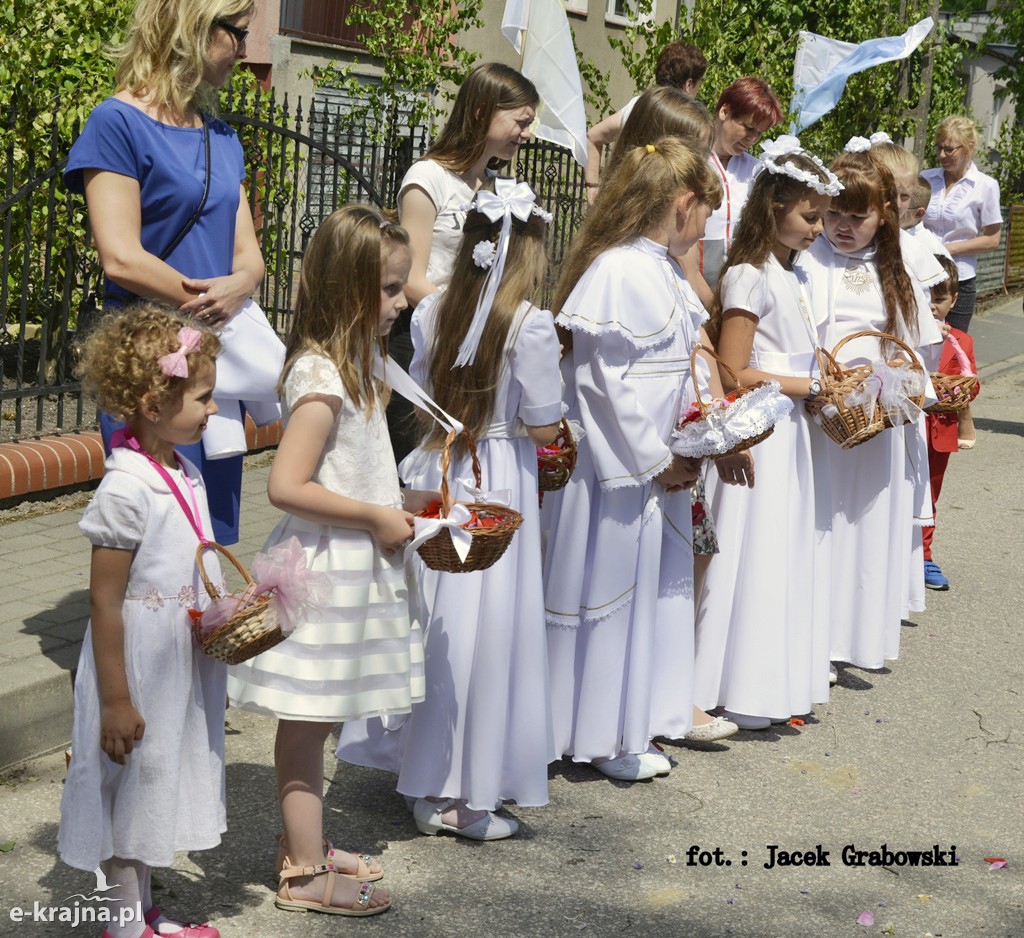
{"left": 66, "top": 0, "right": 264, "bottom": 545}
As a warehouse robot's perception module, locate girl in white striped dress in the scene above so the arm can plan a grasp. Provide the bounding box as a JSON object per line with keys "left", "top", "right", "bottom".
{"left": 227, "top": 205, "right": 438, "bottom": 918}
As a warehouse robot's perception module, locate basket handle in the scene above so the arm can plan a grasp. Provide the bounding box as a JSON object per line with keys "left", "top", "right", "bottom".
{"left": 195, "top": 541, "right": 255, "bottom": 601}
{"left": 829, "top": 330, "right": 922, "bottom": 369}
{"left": 437, "top": 427, "right": 481, "bottom": 518}
{"left": 688, "top": 342, "right": 741, "bottom": 416}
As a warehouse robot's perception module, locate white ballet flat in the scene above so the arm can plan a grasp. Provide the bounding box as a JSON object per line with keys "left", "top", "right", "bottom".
{"left": 722, "top": 711, "right": 772, "bottom": 731}
{"left": 591, "top": 753, "right": 659, "bottom": 781}
{"left": 412, "top": 798, "right": 518, "bottom": 840}
{"left": 639, "top": 743, "right": 672, "bottom": 775}
{"left": 684, "top": 715, "right": 740, "bottom": 743}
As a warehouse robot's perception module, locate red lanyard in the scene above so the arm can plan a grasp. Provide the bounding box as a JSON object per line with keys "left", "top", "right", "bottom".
{"left": 707, "top": 151, "right": 733, "bottom": 266}
{"left": 112, "top": 429, "right": 208, "bottom": 545}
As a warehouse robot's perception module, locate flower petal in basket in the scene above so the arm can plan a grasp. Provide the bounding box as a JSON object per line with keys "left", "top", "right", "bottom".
{"left": 671, "top": 380, "right": 794, "bottom": 458}
{"left": 406, "top": 503, "right": 476, "bottom": 564}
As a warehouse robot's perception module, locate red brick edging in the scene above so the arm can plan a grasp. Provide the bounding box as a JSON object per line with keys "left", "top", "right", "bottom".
{"left": 0, "top": 418, "right": 281, "bottom": 501}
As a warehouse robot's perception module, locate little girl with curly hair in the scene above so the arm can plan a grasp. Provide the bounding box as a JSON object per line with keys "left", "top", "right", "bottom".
{"left": 58, "top": 304, "right": 225, "bottom": 938}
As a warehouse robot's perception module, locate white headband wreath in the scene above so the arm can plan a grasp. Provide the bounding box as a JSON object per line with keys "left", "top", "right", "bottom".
{"left": 844, "top": 131, "right": 893, "bottom": 153}
{"left": 759, "top": 134, "right": 844, "bottom": 197}
{"left": 455, "top": 178, "right": 552, "bottom": 368}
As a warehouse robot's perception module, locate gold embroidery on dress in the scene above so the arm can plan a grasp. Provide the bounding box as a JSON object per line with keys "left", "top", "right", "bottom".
{"left": 842, "top": 264, "right": 874, "bottom": 294}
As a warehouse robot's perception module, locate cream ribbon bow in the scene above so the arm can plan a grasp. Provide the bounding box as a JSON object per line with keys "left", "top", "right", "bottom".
{"left": 454, "top": 179, "right": 541, "bottom": 368}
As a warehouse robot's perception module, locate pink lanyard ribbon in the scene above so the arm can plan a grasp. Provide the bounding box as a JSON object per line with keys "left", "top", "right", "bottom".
{"left": 111, "top": 429, "right": 208, "bottom": 545}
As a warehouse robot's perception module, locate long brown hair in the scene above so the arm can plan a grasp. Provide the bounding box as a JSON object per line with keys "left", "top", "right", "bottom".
{"left": 707, "top": 152, "right": 832, "bottom": 343}
{"left": 829, "top": 151, "right": 918, "bottom": 346}
{"left": 282, "top": 205, "right": 410, "bottom": 415}
{"left": 423, "top": 63, "right": 539, "bottom": 174}
{"left": 421, "top": 206, "right": 548, "bottom": 449}
{"left": 553, "top": 136, "right": 722, "bottom": 313}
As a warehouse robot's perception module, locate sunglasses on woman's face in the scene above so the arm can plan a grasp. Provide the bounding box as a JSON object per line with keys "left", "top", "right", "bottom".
{"left": 215, "top": 19, "right": 249, "bottom": 44}
{"left": 937, "top": 144, "right": 963, "bottom": 156}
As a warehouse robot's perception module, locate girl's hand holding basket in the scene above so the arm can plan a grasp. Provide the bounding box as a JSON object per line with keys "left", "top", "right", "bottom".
{"left": 671, "top": 344, "right": 793, "bottom": 459}
{"left": 805, "top": 330, "right": 927, "bottom": 449}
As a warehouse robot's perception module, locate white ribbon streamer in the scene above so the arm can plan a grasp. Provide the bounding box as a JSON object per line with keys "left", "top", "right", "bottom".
{"left": 404, "top": 503, "right": 475, "bottom": 564}
{"left": 454, "top": 178, "right": 542, "bottom": 368}
{"left": 373, "top": 352, "right": 464, "bottom": 436}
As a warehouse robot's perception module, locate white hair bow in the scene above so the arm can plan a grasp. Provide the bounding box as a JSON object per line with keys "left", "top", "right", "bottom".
{"left": 760, "top": 134, "right": 803, "bottom": 158}
{"left": 844, "top": 136, "right": 872, "bottom": 153}
{"left": 455, "top": 178, "right": 547, "bottom": 369}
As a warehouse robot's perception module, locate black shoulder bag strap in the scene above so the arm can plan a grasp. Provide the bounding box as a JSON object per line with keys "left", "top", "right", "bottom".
{"left": 159, "top": 113, "right": 211, "bottom": 261}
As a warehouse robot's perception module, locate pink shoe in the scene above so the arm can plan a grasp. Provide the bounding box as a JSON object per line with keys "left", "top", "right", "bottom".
{"left": 144, "top": 906, "right": 220, "bottom": 938}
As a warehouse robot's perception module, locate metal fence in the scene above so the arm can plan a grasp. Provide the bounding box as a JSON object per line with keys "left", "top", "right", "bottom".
{"left": 1, "top": 86, "right": 587, "bottom": 442}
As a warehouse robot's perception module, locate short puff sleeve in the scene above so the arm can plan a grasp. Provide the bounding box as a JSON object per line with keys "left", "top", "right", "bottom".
{"left": 79, "top": 475, "right": 150, "bottom": 550}
{"left": 282, "top": 353, "right": 345, "bottom": 415}
{"left": 720, "top": 264, "right": 769, "bottom": 320}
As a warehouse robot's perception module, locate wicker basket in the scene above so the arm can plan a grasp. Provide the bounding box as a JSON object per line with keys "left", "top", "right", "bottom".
{"left": 805, "top": 331, "right": 923, "bottom": 449}
{"left": 684, "top": 343, "right": 776, "bottom": 457}
{"left": 415, "top": 429, "right": 523, "bottom": 573}
{"left": 925, "top": 373, "right": 978, "bottom": 414}
{"left": 537, "top": 418, "right": 577, "bottom": 492}
{"left": 192, "top": 541, "right": 284, "bottom": 665}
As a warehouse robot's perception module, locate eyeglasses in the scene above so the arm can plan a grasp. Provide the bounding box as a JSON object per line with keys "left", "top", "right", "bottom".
{"left": 214, "top": 19, "right": 249, "bottom": 44}
{"left": 936, "top": 144, "right": 963, "bottom": 156}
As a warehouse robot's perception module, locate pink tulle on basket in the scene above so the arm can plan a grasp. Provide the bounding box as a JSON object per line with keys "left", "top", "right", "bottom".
{"left": 196, "top": 536, "right": 328, "bottom": 638}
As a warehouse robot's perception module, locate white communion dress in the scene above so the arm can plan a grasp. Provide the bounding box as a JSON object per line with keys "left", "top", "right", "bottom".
{"left": 337, "top": 296, "right": 563, "bottom": 810}
{"left": 798, "top": 236, "right": 943, "bottom": 669}
{"left": 694, "top": 256, "right": 833, "bottom": 719}
{"left": 542, "top": 237, "right": 707, "bottom": 761}
{"left": 58, "top": 448, "right": 226, "bottom": 870}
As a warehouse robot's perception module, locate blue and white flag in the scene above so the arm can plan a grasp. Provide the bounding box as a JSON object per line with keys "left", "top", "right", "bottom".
{"left": 502, "top": 0, "right": 589, "bottom": 166}
{"left": 790, "top": 18, "right": 934, "bottom": 132}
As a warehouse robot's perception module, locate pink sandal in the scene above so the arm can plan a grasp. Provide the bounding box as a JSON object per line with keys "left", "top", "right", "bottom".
{"left": 144, "top": 906, "right": 219, "bottom": 938}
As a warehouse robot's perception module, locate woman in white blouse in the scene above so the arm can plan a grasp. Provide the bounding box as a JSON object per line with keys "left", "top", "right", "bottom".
{"left": 922, "top": 115, "right": 1002, "bottom": 332}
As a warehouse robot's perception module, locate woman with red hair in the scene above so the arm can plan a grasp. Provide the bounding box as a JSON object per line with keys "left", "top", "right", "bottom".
{"left": 684, "top": 77, "right": 783, "bottom": 308}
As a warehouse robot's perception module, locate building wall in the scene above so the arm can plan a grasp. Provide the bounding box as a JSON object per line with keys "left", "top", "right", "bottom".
{"left": 253, "top": 0, "right": 683, "bottom": 125}
{"left": 943, "top": 12, "right": 1016, "bottom": 172}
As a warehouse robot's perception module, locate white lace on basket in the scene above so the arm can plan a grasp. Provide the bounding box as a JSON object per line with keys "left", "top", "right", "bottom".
{"left": 670, "top": 381, "right": 794, "bottom": 458}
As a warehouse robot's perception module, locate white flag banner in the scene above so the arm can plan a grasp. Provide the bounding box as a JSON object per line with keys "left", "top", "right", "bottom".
{"left": 790, "top": 17, "right": 934, "bottom": 132}
{"left": 502, "top": 0, "right": 589, "bottom": 166}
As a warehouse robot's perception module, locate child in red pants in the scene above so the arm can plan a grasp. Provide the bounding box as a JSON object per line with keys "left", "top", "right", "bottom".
{"left": 924, "top": 256, "right": 980, "bottom": 590}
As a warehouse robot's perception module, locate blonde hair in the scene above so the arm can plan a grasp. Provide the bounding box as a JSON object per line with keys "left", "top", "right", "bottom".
{"left": 420, "top": 206, "right": 547, "bottom": 450}
{"left": 935, "top": 115, "right": 980, "bottom": 155}
{"left": 282, "top": 205, "right": 410, "bottom": 416}
{"left": 606, "top": 86, "right": 713, "bottom": 176}
{"left": 113, "top": 0, "right": 254, "bottom": 116}
{"left": 871, "top": 140, "right": 919, "bottom": 178}
{"left": 423, "top": 63, "right": 539, "bottom": 174}
{"left": 554, "top": 136, "right": 722, "bottom": 312}
{"left": 911, "top": 174, "right": 933, "bottom": 213}
{"left": 76, "top": 303, "right": 220, "bottom": 421}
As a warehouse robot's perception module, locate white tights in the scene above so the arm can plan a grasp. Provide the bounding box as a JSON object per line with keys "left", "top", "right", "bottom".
{"left": 98, "top": 857, "right": 149, "bottom": 938}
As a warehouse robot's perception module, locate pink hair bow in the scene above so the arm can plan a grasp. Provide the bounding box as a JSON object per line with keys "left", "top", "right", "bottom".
{"left": 158, "top": 327, "right": 203, "bottom": 378}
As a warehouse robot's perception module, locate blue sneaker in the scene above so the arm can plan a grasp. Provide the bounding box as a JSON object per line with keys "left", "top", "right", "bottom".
{"left": 924, "top": 560, "right": 949, "bottom": 591}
